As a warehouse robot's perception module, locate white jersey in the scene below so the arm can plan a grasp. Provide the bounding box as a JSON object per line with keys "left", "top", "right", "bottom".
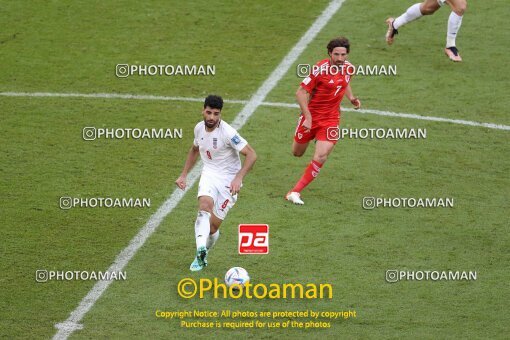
{"left": 193, "top": 120, "right": 248, "bottom": 178}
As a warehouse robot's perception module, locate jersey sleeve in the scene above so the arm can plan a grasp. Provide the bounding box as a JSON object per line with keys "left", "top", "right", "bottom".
{"left": 224, "top": 125, "right": 248, "bottom": 152}
{"left": 300, "top": 71, "right": 318, "bottom": 93}
{"left": 193, "top": 123, "right": 200, "bottom": 147}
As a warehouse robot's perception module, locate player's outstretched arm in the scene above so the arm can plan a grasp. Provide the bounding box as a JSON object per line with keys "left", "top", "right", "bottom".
{"left": 345, "top": 84, "right": 361, "bottom": 109}
{"left": 230, "top": 144, "right": 257, "bottom": 195}
{"left": 296, "top": 86, "right": 312, "bottom": 131}
{"left": 175, "top": 144, "right": 200, "bottom": 190}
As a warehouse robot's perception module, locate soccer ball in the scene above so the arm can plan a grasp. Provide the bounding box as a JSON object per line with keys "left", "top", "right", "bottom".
{"left": 225, "top": 267, "right": 250, "bottom": 289}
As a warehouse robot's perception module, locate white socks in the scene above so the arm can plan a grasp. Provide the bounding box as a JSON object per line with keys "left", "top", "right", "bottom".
{"left": 206, "top": 230, "right": 220, "bottom": 250}
{"left": 393, "top": 4, "right": 463, "bottom": 49}
{"left": 446, "top": 12, "right": 463, "bottom": 48}
{"left": 194, "top": 210, "right": 210, "bottom": 249}
{"left": 393, "top": 3, "right": 423, "bottom": 30}
{"left": 194, "top": 210, "right": 221, "bottom": 250}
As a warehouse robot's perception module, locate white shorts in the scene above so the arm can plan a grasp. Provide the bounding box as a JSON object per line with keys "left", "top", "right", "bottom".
{"left": 197, "top": 174, "right": 238, "bottom": 220}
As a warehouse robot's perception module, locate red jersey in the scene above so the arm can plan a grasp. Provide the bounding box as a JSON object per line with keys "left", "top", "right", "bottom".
{"left": 300, "top": 58, "right": 354, "bottom": 122}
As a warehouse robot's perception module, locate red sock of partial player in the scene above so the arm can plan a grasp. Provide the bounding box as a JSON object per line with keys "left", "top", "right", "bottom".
{"left": 292, "top": 160, "right": 323, "bottom": 193}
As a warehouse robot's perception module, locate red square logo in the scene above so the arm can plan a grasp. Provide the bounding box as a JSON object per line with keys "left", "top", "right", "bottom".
{"left": 238, "top": 224, "right": 269, "bottom": 254}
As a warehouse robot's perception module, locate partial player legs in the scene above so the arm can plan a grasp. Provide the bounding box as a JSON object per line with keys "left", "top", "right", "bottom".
{"left": 190, "top": 192, "right": 229, "bottom": 271}
{"left": 444, "top": 0, "right": 466, "bottom": 61}
{"left": 195, "top": 196, "right": 214, "bottom": 250}
{"left": 447, "top": 0, "right": 467, "bottom": 16}
{"left": 286, "top": 141, "right": 335, "bottom": 205}
{"left": 190, "top": 196, "right": 214, "bottom": 271}
{"left": 386, "top": 0, "right": 441, "bottom": 45}
{"left": 386, "top": 2, "right": 425, "bottom": 45}
{"left": 286, "top": 141, "right": 309, "bottom": 204}
{"left": 291, "top": 140, "right": 309, "bottom": 157}
{"left": 387, "top": 0, "right": 466, "bottom": 61}
{"left": 420, "top": 0, "right": 442, "bottom": 15}
{"left": 207, "top": 214, "right": 222, "bottom": 250}
{"left": 312, "top": 140, "right": 336, "bottom": 164}
{"left": 392, "top": 0, "right": 441, "bottom": 28}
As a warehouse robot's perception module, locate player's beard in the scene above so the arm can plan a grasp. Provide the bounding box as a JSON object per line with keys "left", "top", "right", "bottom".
{"left": 330, "top": 57, "right": 344, "bottom": 66}
{"left": 204, "top": 118, "right": 219, "bottom": 129}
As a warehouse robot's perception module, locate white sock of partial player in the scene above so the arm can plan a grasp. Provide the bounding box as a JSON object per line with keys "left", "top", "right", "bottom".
{"left": 393, "top": 3, "right": 423, "bottom": 30}
{"left": 206, "top": 230, "right": 220, "bottom": 250}
{"left": 194, "top": 210, "right": 211, "bottom": 250}
{"left": 446, "top": 11, "right": 463, "bottom": 48}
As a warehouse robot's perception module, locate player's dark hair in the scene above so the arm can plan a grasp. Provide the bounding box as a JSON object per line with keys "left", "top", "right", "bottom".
{"left": 327, "top": 37, "right": 350, "bottom": 54}
{"left": 204, "top": 95, "right": 223, "bottom": 110}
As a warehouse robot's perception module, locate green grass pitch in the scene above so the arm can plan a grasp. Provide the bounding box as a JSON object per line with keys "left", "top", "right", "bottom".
{"left": 1, "top": 0, "right": 509, "bottom": 339}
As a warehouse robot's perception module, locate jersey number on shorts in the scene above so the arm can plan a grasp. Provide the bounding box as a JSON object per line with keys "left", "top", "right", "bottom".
{"left": 221, "top": 199, "right": 229, "bottom": 210}
{"left": 206, "top": 150, "right": 212, "bottom": 160}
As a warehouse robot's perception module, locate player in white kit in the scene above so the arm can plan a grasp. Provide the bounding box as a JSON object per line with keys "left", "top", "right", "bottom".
{"left": 175, "top": 95, "right": 257, "bottom": 271}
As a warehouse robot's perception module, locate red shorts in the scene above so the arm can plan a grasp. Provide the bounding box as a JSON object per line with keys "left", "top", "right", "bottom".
{"left": 294, "top": 115, "right": 340, "bottom": 144}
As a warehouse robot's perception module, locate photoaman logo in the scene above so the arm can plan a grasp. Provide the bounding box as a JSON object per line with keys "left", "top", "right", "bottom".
{"left": 177, "top": 278, "right": 332, "bottom": 299}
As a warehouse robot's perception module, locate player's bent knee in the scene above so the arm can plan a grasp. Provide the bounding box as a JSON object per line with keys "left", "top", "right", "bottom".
{"left": 292, "top": 143, "right": 307, "bottom": 157}
{"left": 421, "top": 7, "right": 437, "bottom": 15}
{"left": 420, "top": 2, "right": 439, "bottom": 15}
{"left": 292, "top": 149, "right": 305, "bottom": 157}
{"left": 198, "top": 202, "right": 213, "bottom": 213}
{"left": 453, "top": 1, "right": 466, "bottom": 15}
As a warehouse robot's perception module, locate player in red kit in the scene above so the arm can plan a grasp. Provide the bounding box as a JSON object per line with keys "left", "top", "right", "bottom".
{"left": 286, "top": 37, "right": 361, "bottom": 205}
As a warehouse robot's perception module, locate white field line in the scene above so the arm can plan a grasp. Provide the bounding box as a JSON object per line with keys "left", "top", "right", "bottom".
{"left": 51, "top": 0, "right": 347, "bottom": 339}
{"left": 262, "top": 101, "right": 510, "bottom": 131}
{"left": 1, "top": 91, "right": 509, "bottom": 131}
{"left": 0, "top": 91, "right": 247, "bottom": 105}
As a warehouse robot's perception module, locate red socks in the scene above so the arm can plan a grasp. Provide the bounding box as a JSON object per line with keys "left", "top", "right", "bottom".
{"left": 292, "top": 160, "right": 323, "bottom": 193}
